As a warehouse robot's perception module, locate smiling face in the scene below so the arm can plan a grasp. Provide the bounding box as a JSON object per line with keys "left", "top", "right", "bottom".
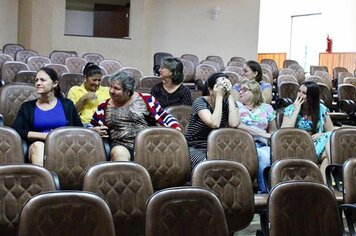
{"left": 34, "top": 70, "right": 57, "bottom": 95}
{"left": 84, "top": 74, "right": 102, "bottom": 92}
{"left": 238, "top": 84, "right": 253, "bottom": 104}
{"left": 109, "top": 81, "right": 131, "bottom": 103}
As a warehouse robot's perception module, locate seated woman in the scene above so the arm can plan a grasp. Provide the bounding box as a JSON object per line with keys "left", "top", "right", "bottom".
{"left": 150, "top": 57, "right": 192, "bottom": 108}
{"left": 90, "top": 71, "right": 181, "bottom": 161}
{"left": 67, "top": 62, "right": 109, "bottom": 126}
{"left": 232, "top": 60, "right": 272, "bottom": 103}
{"left": 281, "top": 81, "right": 335, "bottom": 175}
{"left": 12, "top": 67, "right": 83, "bottom": 166}
{"left": 235, "top": 80, "right": 276, "bottom": 193}
{"left": 185, "top": 72, "right": 239, "bottom": 170}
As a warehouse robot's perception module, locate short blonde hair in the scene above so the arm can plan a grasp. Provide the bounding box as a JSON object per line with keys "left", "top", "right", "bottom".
{"left": 241, "top": 80, "right": 264, "bottom": 106}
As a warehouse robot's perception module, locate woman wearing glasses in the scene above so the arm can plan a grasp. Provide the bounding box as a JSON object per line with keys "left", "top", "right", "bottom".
{"left": 236, "top": 80, "right": 276, "bottom": 193}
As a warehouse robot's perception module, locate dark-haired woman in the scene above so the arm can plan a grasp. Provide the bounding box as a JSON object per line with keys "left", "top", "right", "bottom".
{"left": 150, "top": 57, "right": 192, "bottom": 108}
{"left": 67, "top": 62, "right": 109, "bottom": 125}
{"left": 281, "top": 81, "right": 334, "bottom": 163}
{"left": 12, "top": 67, "right": 83, "bottom": 166}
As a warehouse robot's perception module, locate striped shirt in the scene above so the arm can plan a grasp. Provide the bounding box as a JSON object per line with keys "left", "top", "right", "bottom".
{"left": 150, "top": 82, "right": 192, "bottom": 108}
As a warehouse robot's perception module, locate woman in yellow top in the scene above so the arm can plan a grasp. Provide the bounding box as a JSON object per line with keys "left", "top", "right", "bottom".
{"left": 68, "top": 62, "right": 110, "bottom": 126}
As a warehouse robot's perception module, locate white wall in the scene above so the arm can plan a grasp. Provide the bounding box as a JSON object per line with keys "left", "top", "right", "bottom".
{"left": 258, "top": 0, "right": 356, "bottom": 56}
{"left": 0, "top": 0, "right": 19, "bottom": 49}
{"left": 65, "top": 10, "right": 94, "bottom": 36}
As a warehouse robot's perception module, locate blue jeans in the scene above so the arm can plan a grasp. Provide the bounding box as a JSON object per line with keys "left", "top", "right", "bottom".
{"left": 256, "top": 142, "right": 271, "bottom": 193}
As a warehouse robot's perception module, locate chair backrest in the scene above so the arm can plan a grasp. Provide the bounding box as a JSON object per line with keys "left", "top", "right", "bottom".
{"left": 101, "top": 74, "right": 111, "bottom": 87}
{"left": 145, "top": 187, "right": 229, "bottom": 236}
{"left": 180, "top": 58, "right": 195, "bottom": 82}
{"left": 207, "top": 128, "right": 258, "bottom": 181}
{"left": 64, "top": 57, "right": 87, "bottom": 74}
{"left": 329, "top": 127, "right": 356, "bottom": 164}
{"left": 222, "top": 71, "right": 243, "bottom": 86}
{"left": 206, "top": 55, "right": 224, "bottom": 71}
{"left": 0, "top": 164, "right": 56, "bottom": 235}
{"left": 191, "top": 160, "right": 254, "bottom": 233}
{"left": 261, "top": 59, "right": 278, "bottom": 79}
{"left": 15, "top": 50, "right": 38, "bottom": 63}
{"left": 2, "top": 43, "right": 25, "bottom": 59}
{"left": 344, "top": 77, "right": 356, "bottom": 87}
{"left": 44, "top": 63, "right": 69, "bottom": 76}
{"left": 277, "top": 74, "right": 298, "bottom": 87}
{"left": 13, "top": 70, "right": 36, "bottom": 84}
{"left": 138, "top": 76, "right": 160, "bottom": 90}
{"left": 44, "top": 127, "right": 107, "bottom": 190}
{"left": 338, "top": 71, "right": 353, "bottom": 85}
{"left": 134, "top": 127, "right": 190, "bottom": 190}
{"left": 310, "top": 65, "right": 328, "bottom": 75}
{"left": 314, "top": 70, "right": 333, "bottom": 90}
{"left": 270, "top": 159, "right": 323, "bottom": 188}
{"left": 230, "top": 56, "right": 246, "bottom": 64}
{"left": 262, "top": 67, "right": 273, "bottom": 84}
{"left": 288, "top": 64, "right": 305, "bottom": 85}
{"left": 181, "top": 53, "right": 199, "bottom": 68}
{"left": 118, "top": 67, "right": 143, "bottom": 88}
{"left": 51, "top": 50, "right": 78, "bottom": 57}
{"left": 18, "top": 191, "right": 116, "bottom": 236}
{"left": 99, "top": 59, "right": 122, "bottom": 75}
{"left": 305, "top": 75, "right": 323, "bottom": 85}
{"left": 0, "top": 126, "right": 25, "bottom": 163}
{"left": 225, "top": 65, "right": 244, "bottom": 76}
{"left": 317, "top": 83, "right": 333, "bottom": 109}
{"left": 343, "top": 158, "right": 356, "bottom": 204}
{"left": 0, "top": 83, "right": 38, "bottom": 126}
{"left": 333, "top": 66, "right": 348, "bottom": 80}
{"left": 1, "top": 61, "right": 30, "bottom": 83}
{"left": 166, "top": 105, "right": 192, "bottom": 134}
{"left": 49, "top": 51, "right": 72, "bottom": 64}
{"left": 338, "top": 84, "right": 356, "bottom": 102}
{"left": 278, "top": 81, "right": 299, "bottom": 101}
{"left": 83, "top": 162, "right": 153, "bottom": 236}
{"left": 26, "top": 56, "right": 51, "bottom": 71}
{"left": 200, "top": 60, "right": 221, "bottom": 72}
{"left": 268, "top": 181, "right": 343, "bottom": 236}
{"left": 283, "top": 59, "right": 298, "bottom": 68}
{"left": 194, "top": 64, "right": 217, "bottom": 84}
{"left": 0, "top": 53, "right": 14, "bottom": 79}
{"left": 227, "top": 61, "right": 245, "bottom": 68}
{"left": 59, "top": 73, "right": 85, "bottom": 95}
{"left": 278, "top": 68, "right": 297, "bottom": 78}
{"left": 270, "top": 128, "right": 317, "bottom": 164}
{"left": 82, "top": 52, "right": 104, "bottom": 65}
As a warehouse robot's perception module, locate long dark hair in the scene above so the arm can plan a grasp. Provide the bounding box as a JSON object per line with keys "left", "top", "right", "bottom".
{"left": 83, "top": 62, "right": 102, "bottom": 78}
{"left": 38, "top": 67, "right": 63, "bottom": 98}
{"left": 246, "top": 60, "right": 262, "bottom": 83}
{"left": 302, "top": 81, "right": 320, "bottom": 134}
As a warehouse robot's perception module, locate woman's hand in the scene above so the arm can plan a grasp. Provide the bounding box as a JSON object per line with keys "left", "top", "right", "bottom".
{"left": 293, "top": 94, "right": 304, "bottom": 113}
{"left": 93, "top": 126, "right": 108, "bottom": 137}
{"left": 311, "top": 132, "right": 324, "bottom": 141}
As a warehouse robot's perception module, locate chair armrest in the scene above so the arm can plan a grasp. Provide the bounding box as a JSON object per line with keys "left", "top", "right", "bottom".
{"left": 275, "top": 98, "right": 293, "bottom": 109}
{"left": 263, "top": 165, "right": 271, "bottom": 193}
{"left": 325, "top": 164, "right": 343, "bottom": 191}
{"left": 50, "top": 171, "right": 61, "bottom": 190}
{"left": 340, "top": 204, "right": 356, "bottom": 236}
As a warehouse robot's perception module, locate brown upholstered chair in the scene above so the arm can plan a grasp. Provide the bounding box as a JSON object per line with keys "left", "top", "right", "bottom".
{"left": 310, "top": 65, "right": 328, "bottom": 75}
{"left": 101, "top": 74, "right": 111, "bottom": 87}
{"left": 333, "top": 66, "right": 348, "bottom": 80}
{"left": 338, "top": 84, "right": 356, "bottom": 116}
{"left": 44, "top": 127, "right": 107, "bottom": 190}
{"left": 262, "top": 67, "right": 273, "bottom": 84}
{"left": 0, "top": 83, "right": 38, "bottom": 126}
{"left": 206, "top": 55, "right": 224, "bottom": 72}
{"left": 0, "top": 164, "right": 56, "bottom": 235}
{"left": 134, "top": 127, "right": 190, "bottom": 190}
{"left": 227, "top": 61, "right": 245, "bottom": 68}
{"left": 338, "top": 71, "right": 354, "bottom": 85}
{"left": 49, "top": 51, "right": 71, "bottom": 65}
{"left": 18, "top": 191, "right": 115, "bottom": 236}
{"left": 223, "top": 71, "right": 243, "bottom": 85}
{"left": 341, "top": 158, "right": 356, "bottom": 234}
{"left": 118, "top": 67, "right": 143, "bottom": 89}
{"left": 225, "top": 65, "right": 244, "bottom": 77}
{"left": 1, "top": 61, "right": 30, "bottom": 83}
{"left": 305, "top": 75, "right": 324, "bottom": 85}
{"left": 26, "top": 56, "right": 51, "bottom": 71}
{"left": 277, "top": 74, "right": 298, "bottom": 88}
{"left": 0, "top": 126, "right": 24, "bottom": 163}
{"left": 344, "top": 77, "right": 356, "bottom": 87}
{"left": 44, "top": 63, "right": 69, "bottom": 76}
{"left": 99, "top": 59, "right": 122, "bottom": 75}
{"left": 180, "top": 58, "right": 195, "bottom": 82}
{"left": 278, "top": 68, "right": 297, "bottom": 79}
{"left": 64, "top": 57, "right": 87, "bottom": 74}
{"left": 51, "top": 50, "right": 78, "bottom": 57}
{"left": 59, "top": 73, "right": 85, "bottom": 96}
{"left": 207, "top": 128, "right": 258, "bottom": 181}
{"left": 200, "top": 60, "right": 222, "bottom": 72}
{"left": 229, "top": 56, "right": 246, "bottom": 64}
{"left": 270, "top": 128, "right": 317, "bottom": 164}
{"left": 277, "top": 81, "right": 299, "bottom": 101}
{"left": 314, "top": 70, "right": 333, "bottom": 91}
{"left": 15, "top": 50, "right": 38, "bottom": 63}
{"left": 261, "top": 59, "right": 278, "bottom": 79}
{"left": 13, "top": 70, "right": 36, "bottom": 84}
{"left": 330, "top": 127, "right": 356, "bottom": 165}
{"left": 181, "top": 53, "right": 199, "bottom": 68}
{"left": 191, "top": 160, "right": 254, "bottom": 234}
{"left": 82, "top": 52, "right": 104, "bottom": 65}
{"left": 145, "top": 187, "right": 229, "bottom": 236}
{"left": 288, "top": 64, "right": 305, "bottom": 85}
{"left": 83, "top": 162, "right": 153, "bottom": 236}
{"left": 138, "top": 76, "right": 160, "bottom": 90}
{"left": 282, "top": 59, "right": 298, "bottom": 68}
{"left": 0, "top": 53, "right": 14, "bottom": 80}
{"left": 268, "top": 181, "right": 343, "bottom": 236}
{"left": 166, "top": 105, "right": 192, "bottom": 135}
{"left": 194, "top": 64, "right": 217, "bottom": 90}
{"left": 2, "top": 43, "right": 25, "bottom": 59}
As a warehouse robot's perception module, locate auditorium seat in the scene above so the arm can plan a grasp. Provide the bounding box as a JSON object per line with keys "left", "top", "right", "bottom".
{"left": 118, "top": 66, "right": 143, "bottom": 89}
{"left": 261, "top": 59, "right": 279, "bottom": 79}
{"left": 166, "top": 105, "right": 192, "bottom": 134}
{"left": 288, "top": 64, "right": 305, "bottom": 85}
{"left": 44, "top": 63, "right": 69, "bottom": 76}
{"left": 194, "top": 64, "right": 217, "bottom": 90}
{"left": 180, "top": 58, "right": 195, "bottom": 82}
{"left": 49, "top": 51, "right": 71, "bottom": 65}
{"left": 99, "top": 59, "right": 122, "bottom": 75}
{"left": 64, "top": 57, "right": 87, "bottom": 74}
{"left": 181, "top": 53, "right": 199, "bottom": 68}
{"left": 82, "top": 52, "right": 104, "bottom": 65}
{"left": 2, "top": 43, "right": 25, "bottom": 59}
{"left": 282, "top": 59, "right": 298, "bottom": 68}
{"left": 1, "top": 61, "right": 30, "bottom": 83}
{"left": 206, "top": 55, "right": 224, "bottom": 71}
{"left": 59, "top": 73, "right": 84, "bottom": 95}
{"left": 27, "top": 55, "right": 51, "bottom": 71}
{"left": 13, "top": 70, "right": 36, "bottom": 84}
{"left": 15, "top": 50, "right": 38, "bottom": 63}
{"left": 0, "top": 126, "right": 25, "bottom": 163}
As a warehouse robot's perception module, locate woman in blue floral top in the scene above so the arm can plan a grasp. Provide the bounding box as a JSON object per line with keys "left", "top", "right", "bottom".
{"left": 236, "top": 80, "right": 276, "bottom": 193}
{"left": 281, "top": 81, "right": 335, "bottom": 177}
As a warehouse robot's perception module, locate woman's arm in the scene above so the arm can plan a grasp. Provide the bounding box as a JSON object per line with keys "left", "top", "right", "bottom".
{"left": 281, "top": 95, "right": 303, "bottom": 128}
{"left": 228, "top": 94, "right": 240, "bottom": 128}
{"left": 262, "top": 87, "right": 272, "bottom": 104}
{"left": 27, "top": 131, "right": 47, "bottom": 142}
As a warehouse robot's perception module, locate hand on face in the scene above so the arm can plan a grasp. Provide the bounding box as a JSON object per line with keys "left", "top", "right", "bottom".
{"left": 214, "top": 77, "right": 231, "bottom": 96}
{"left": 293, "top": 93, "right": 305, "bottom": 112}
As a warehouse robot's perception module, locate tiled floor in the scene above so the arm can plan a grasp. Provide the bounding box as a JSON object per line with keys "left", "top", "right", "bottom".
{"left": 234, "top": 214, "right": 261, "bottom": 236}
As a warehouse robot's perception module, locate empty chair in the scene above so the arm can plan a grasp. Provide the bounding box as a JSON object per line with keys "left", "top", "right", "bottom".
{"left": 13, "top": 70, "right": 36, "bottom": 84}
{"left": 268, "top": 181, "right": 343, "bottom": 236}
{"left": 166, "top": 105, "right": 192, "bottom": 134}
{"left": 309, "top": 65, "right": 328, "bottom": 75}
{"left": 277, "top": 74, "right": 298, "bottom": 88}
{"left": 227, "top": 61, "right": 245, "bottom": 68}
{"left": 278, "top": 81, "right": 299, "bottom": 101}
{"left": 0, "top": 53, "right": 14, "bottom": 80}
{"left": 44, "top": 127, "right": 107, "bottom": 190}
{"left": 261, "top": 59, "right": 278, "bottom": 79}
{"left": 64, "top": 57, "right": 87, "bottom": 73}
{"left": 230, "top": 56, "right": 246, "bottom": 64}
{"left": 18, "top": 191, "right": 115, "bottom": 236}
{"left": 333, "top": 66, "right": 348, "bottom": 80}
{"left": 181, "top": 53, "right": 199, "bottom": 68}
{"left": 180, "top": 58, "right": 195, "bottom": 82}
{"left": 145, "top": 187, "right": 229, "bottom": 236}
{"left": 83, "top": 162, "right": 154, "bottom": 236}
{"left": 338, "top": 71, "right": 353, "bottom": 85}
{"left": 314, "top": 70, "right": 333, "bottom": 91}
{"left": 118, "top": 66, "right": 143, "bottom": 88}
{"left": 138, "top": 76, "right": 160, "bottom": 91}
{"left": 192, "top": 160, "right": 254, "bottom": 234}
{"left": 83, "top": 52, "right": 104, "bottom": 65}
{"left": 101, "top": 74, "right": 111, "bottom": 87}
{"left": 0, "top": 126, "right": 24, "bottom": 163}
{"left": 51, "top": 50, "right": 78, "bottom": 57}
{"left": 344, "top": 77, "right": 356, "bottom": 87}
{"left": 0, "top": 164, "right": 56, "bottom": 235}
{"left": 206, "top": 55, "right": 224, "bottom": 71}
{"left": 278, "top": 68, "right": 297, "bottom": 79}
{"left": 15, "top": 50, "right": 38, "bottom": 63}
{"left": 44, "top": 63, "right": 69, "bottom": 76}
{"left": 223, "top": 71, "right": 243, "bottom": 85}
{"left": 0, "top": 83, "right": 38, "bottom": 126}
{"left": 59, "top": 73, "right": 85, "bottom": 95}
{"left": 338, "top": 84, "right": 356, "bottom": 115}
{"left": 305, "top": 75, "right": 323, "bottom": 84}
{"left": 2, "top": 43, "right": 25, "bottom": 59}
{"left": 49, "top": 51, "right": 71, "bottom": 64}
{"left": 1, "top": 61, "right": 30, "bottom": 83}
{"left": 224, "top": 65, "right": 244, "bottom": 77}
{"left": 288, "top": 64, "right": 305, "bottom": 85}
{"left": 99, "top": 59, "right": 122, "bottom": 75}
{"left": 26, "top": 55, "right": 51, "bottom": 71}
{"left": 329, "top": 127, "right": 356, "bottom": 165}
{"left": 262, "top": 67, "right": 273, "bottom": 84}
{"left": 134, "top": 127, "right": 190, "bottom": 190}
{"left": 200, "top": 60, "right": 221, "bottom": 72}
{"left": 153, "top": 52, "right": 173, "bottom": 75}
{"left": 282, "top": 59, "right": 298, "bottom": 68}
{"left": 194, "top": 64, "right": 217, "bottom": 90}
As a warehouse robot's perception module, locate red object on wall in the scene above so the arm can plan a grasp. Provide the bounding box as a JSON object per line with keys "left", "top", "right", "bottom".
{"left": 326, "top": 35, "right": 332, "bottom": 53}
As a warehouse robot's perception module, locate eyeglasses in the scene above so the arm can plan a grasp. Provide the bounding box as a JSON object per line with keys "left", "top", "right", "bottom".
{"left": 238, "top": 87, "right": 251, "bottom": 93}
